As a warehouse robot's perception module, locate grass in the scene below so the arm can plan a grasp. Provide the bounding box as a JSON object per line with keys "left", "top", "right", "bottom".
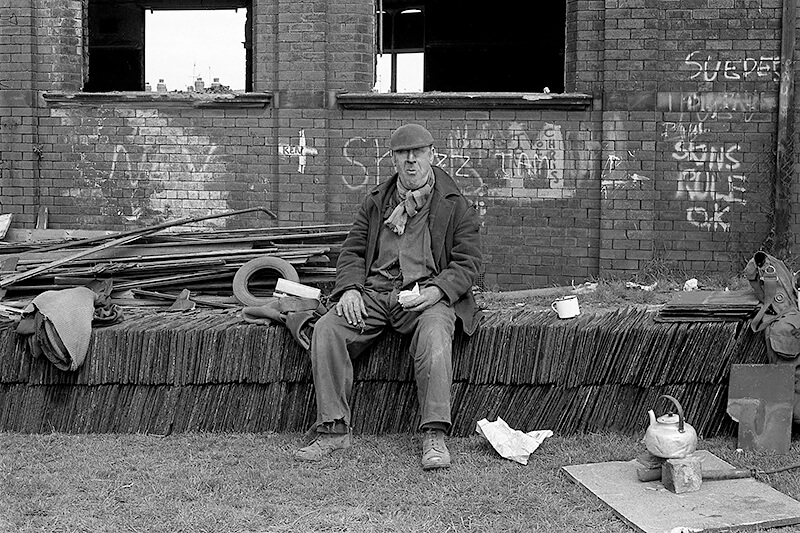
{"left": 3, "top": 431, "right": 800, "bottom": 532}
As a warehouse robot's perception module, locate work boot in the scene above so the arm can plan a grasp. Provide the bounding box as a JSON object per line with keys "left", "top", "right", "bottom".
{"left": 294, "top": 432, "right": 351, "bottom": 462}
{"left": 421, "top": 428, "right": 451, "bottom": 470}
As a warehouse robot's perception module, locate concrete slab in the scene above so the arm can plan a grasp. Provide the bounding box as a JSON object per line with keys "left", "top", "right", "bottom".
{"left": 563, "top": 450, "right": 800, "bottom": 533}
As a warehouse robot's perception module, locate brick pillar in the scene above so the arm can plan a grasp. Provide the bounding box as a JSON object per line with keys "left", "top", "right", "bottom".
{"left": 38, "top": 0, "right": 84, "bottom": 92}
{"left": 1, "top": 1, "right": 37, "bottom": 225}
{"left": 597, "top": 0, "right": 656, "bottom": 277}
{"left": 268, "top": 0, "right": 375, "bottom": 224}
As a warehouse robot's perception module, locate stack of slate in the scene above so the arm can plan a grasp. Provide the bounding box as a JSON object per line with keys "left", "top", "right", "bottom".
{"left": 0, "top": 306, "right": 768, "bottom": 437}
{"left": 655, "top": 289, "right": 761, "bottom": 322}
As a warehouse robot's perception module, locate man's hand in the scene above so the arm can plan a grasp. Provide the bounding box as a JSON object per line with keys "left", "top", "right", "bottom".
{"left": 401, "top": 285, "right": 444, "bottom": 313}
{"left": 335, "top": 289, "right": 368, "bottom": 326}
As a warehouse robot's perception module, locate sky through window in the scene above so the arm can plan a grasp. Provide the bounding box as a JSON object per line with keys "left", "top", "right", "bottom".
{"left": 145, "top": 9, "right": 246, "bottom": 92}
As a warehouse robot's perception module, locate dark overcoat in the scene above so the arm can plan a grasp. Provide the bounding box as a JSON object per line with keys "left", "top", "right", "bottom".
{"left": 333, "top": 166, "right": 483, "bottom": 335}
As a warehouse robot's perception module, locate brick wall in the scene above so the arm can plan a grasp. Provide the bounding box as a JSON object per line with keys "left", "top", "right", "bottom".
{"left": 0, "top": 0, "right": 797, "bottom": 290}
{"left": 325, "top": 110, "right": 602, "bottom": 288}
{"left": 1, "top": 2, "right": 36, "bottom": 225}
{"left": 593, "top": 0, "right": 786, "bottom": 279}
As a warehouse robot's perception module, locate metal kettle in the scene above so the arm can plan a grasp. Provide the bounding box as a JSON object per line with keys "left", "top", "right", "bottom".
{"left": 643, "top": 394, "right": 698, "bottom": 459}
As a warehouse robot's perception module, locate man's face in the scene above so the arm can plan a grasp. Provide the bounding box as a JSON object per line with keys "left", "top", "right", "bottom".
{"left": 392, "top": 145, "right": 434, "bottom": 189}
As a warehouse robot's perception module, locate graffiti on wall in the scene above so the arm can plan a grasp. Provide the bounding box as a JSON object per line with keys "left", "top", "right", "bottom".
{"left": 0, "top": 13, "right": 18, "bottom": 25}
{"left": 343, "top": 122, "right": 577, "bottom": 215}
{"left": 684, "top": 51, "right": 780, "bottom": 82}
{"left": 600, "top": 150, "right": 649, "bottom": 199}
{"left": 660, "top": 88, "right": 764, "bottom": 231}
{"left": 492, "top": 122, "right": 566, "bottom": 187}
{"left": 662, "top": 91, "right": 759, "bottom": 123}
{"left": 600, "top": 112, "right": 651, "bottom": 198}
{"left": 665, "top": 118, "right": 747, "bottom": 232}
{"left": 71, "top": 140, "right": 228, "bottom": 223}
{"left": 278, "top": 130, "right": 318, "bottom": 173}
{"left": 109, "top": 144, "right": 228, "bottom": 221}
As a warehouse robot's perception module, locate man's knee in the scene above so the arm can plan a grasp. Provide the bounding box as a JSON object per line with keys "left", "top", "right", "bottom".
{"left": 416, "top": 308, "right": 455, "bottom": 343}
{"left": 314, "top": 310, "right": 340, "bottom": 332}
{"left": 414, "top": 316, "right": 455, "bottom": 367}
{"left": 419, "top": 326, "right": 453, "bottom": 351}
{"left": 312, "top": 311, "right": 348, "bottom": 343}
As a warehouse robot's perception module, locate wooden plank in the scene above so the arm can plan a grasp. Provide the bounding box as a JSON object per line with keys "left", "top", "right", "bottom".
{"left": 131, "top": 289, "right": 238, "bottom": 309}
{"left": 12, "top": 245, "right": 329, "bottom": 265}
{"left": 28, "top": 206, "right": 276, "bottom": 254}
{"left": 0, "top": 229, "right": 160, "bottom": 288}
{"left": 3, "top": 228, "right": 116, "bottom": 243}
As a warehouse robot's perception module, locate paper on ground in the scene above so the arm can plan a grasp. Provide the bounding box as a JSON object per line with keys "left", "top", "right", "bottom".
{"left": 476, "top": 417, "right": 553, "bottom": 465}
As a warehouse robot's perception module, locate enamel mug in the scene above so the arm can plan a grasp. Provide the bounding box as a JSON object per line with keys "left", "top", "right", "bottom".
{"left": 551, "top": 295, "right": 580, "bottom": 319}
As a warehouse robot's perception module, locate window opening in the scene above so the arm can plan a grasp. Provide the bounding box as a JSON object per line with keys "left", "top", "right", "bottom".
{"left": 375, "top": 6, "right": 424, "bottom": 93}
{"left": 375, "top": 0, "right": 566, "bottom": 93}
{"left": 145, "top": 10, "right": 247, "bottom": 92}
{"left": 85, "top": 0, "right": 252, "bottom": 93}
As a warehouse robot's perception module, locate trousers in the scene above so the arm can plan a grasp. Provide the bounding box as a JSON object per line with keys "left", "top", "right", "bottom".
{"left": 310, "top": 287, "right": 456, "bottom": 432}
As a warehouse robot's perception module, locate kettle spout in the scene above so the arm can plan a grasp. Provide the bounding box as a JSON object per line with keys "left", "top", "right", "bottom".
{"left": 648, "top": 409, "right": 656, "bottom": 426}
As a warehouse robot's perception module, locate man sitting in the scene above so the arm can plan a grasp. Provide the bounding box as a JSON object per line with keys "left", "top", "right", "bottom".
{"left": 295, "top": 123, "right": 483, "bottom": 470}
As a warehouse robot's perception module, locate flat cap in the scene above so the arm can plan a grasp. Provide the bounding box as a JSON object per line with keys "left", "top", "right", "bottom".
{"left": 389, "top": 124, "right": 434, "bottom": 151}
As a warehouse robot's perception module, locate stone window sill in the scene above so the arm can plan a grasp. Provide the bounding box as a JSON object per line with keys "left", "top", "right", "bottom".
{"left": 336, "top": 92, "right": 593, "bottom": 110}
{"left": 42, "top": 91, "right": 273, "bottom": 109}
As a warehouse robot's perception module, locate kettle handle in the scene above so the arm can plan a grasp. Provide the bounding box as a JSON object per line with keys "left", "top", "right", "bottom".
{"left": 658, "top": 394, "right": 686, "bottom": 433}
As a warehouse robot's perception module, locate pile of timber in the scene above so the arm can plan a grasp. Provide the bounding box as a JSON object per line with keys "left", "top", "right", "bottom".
{"left": 0, "top": 209, "right": 348, "bottom": 307}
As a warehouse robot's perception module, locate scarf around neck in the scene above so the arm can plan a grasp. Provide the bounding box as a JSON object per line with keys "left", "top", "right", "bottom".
{"left": 384, "top": 169, "right": 435, "bottom": 235}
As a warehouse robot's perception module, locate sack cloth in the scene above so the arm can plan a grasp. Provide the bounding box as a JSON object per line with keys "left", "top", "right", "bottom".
{"left": 16, "top": 284, "right": 123, "bottom": 371}
{"left": 765, "top": 311, "right": 800, "bottom": 359}
{"left": 18, "top": 287, "right": 95, "bottom": 371}
{"left": 745, "top": 251, "right": 798, "bottom": 312}
{"left": 242, "top": 296, "right": 328, "bottom": 350}
{"left": 745, "top": 251, "right": 800, "bottom": 422}
{"left": 746, "top": 251, "right": 800, "bottom": 360}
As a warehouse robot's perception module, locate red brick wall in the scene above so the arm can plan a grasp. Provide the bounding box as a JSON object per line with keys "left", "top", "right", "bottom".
{"left": 0, "top": 0, "right": 797, "bottom": 290}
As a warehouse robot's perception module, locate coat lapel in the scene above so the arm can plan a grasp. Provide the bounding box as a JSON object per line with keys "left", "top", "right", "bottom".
{"left": 429, "top": 168, "right": 457, "bottom": 266}
{"left": 365, "top": 177, "right": 394, "bottom": 273}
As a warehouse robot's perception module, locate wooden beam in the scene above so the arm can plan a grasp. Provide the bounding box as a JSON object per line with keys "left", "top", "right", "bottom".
{"left": 0, "top": 207, "right": 276, "bottom": 288}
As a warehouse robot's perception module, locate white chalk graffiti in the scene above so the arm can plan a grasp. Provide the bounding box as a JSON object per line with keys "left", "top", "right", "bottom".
{"left": 278, "top": 129, "right": 318, "bottom": 173}
{"left": 494, "top": 122, "right": 565, "bottom": 186}
{"left": 596, "top": 111, "right": 649, "bottom": 198}
{"left": 684, "top": 51, "right": 780, "bottom": 82}
{"left": 672, "top": 140, "right": 746, "bottom": 231}
{"left": 661, "top": 121, "right": 706, "bottom": 142}
{"left": 342, "top": 137, "right": 393, "bottom": 190}
{"left": 441, "top": 125, "right": 485, "bottom": 199}
{"left": 104, "top": 143, "right": 227, "bottom": 221}
{"left": 343, "top": 122, "right": 575, "bottom": 205}
{"left": 662, "top": 92, "right": 758, "bottom": 123}
{"left": 600, "top": 152, "right": 650, "bottom": 198}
